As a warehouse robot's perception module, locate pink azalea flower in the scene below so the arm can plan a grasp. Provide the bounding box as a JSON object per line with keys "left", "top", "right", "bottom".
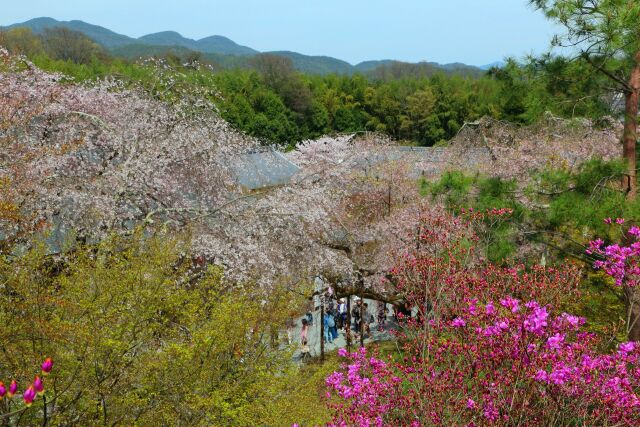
{"left": 534, "top": 370, "right": 548, "bottom": 382}
{"left": 41, "top": 358, "right": 53, "bottom": 375}
{"left": 499, "top": 297, "right": 520, "bottom": 313}
{"left": 547, "top": 333, "right": 565, "bottom": 350}
{"left": 485, "top": 301, "right": 496, "bottom": 315}
{"left": 619, "top": 342, "right": 635, "bottom": 354}
{"left": 33, "top": 376, "right": 44, "bottom": 396}
{"left": 23, "top": 386, "right": 35, "bottom": 407}
{"left": 451, "top": 317, "right": 466, "bottom": 328}
{"left": 7, "top": 380, "right": 17, "bottom": 398}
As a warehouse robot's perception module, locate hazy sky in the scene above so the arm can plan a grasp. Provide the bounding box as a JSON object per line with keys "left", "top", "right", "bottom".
{"left": 2, "top": 0, "right": 560, "bottom": 66}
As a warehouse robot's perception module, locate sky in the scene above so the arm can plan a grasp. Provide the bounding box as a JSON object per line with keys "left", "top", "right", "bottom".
{"left": 1, "top": 0, "right": 560, "bottom": 66}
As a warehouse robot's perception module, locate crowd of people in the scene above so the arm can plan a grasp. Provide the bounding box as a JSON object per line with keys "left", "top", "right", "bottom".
{"left": 295, "top": 295, "right": 396, "bottom": 360}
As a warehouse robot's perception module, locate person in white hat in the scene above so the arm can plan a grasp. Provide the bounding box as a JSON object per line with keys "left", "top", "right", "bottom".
{"left": 338, "top": 298, "right": 347, "bottom": 330}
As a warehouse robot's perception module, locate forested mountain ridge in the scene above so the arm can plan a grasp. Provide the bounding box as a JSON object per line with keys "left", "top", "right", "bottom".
{"left": 4, "top": 17, "right": 134, "bottom": 48}
{"left": 3, "top": 17, "right": 257, "bottom": 55}
{"left": 2, "top": 17, "right": 487, "bottom": 75}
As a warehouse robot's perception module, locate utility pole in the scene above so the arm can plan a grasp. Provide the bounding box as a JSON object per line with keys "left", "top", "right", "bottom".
{"left": 346, "top": 295, "right": 352, "bottom": 352}
{"left": 315, "top": 276, "right": 327, "bottom": 362}
{"left": 360, "top": 296, "right": 365, "bottom": 348}
{"left": 320, "top": 296, "right": 325, "bottom": 361}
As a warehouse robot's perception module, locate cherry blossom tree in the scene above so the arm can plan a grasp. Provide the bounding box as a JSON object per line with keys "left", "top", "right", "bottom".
{"left": 0, "top": 48, "right": 623, "bottom": 301}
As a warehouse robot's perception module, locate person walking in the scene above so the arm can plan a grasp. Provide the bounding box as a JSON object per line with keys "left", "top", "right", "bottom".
{"left": 300, "top": 318, "right": 311, "bottom": 360}
{"left": 338, "top": 298, "right": 347, "bottom": 330}
{"left": 351, "top": 298, "right": 362, "bottom": 339}
{"left": 377, "top": 301, "right": 387, "bottom": 331}
{"left": 305, "top": 311, "right": 313, "bottom": 326}
{"left": 323, "top": 311, "right": 335, "bottom": 344}
{"left": 329, "top": 308, "right": 339, "bottom": 341}
{"left": 286, "top": 318, "right": 295, "bottom": 345}
{"left": 363, "top": 302, "right": 373, "bottom": 337}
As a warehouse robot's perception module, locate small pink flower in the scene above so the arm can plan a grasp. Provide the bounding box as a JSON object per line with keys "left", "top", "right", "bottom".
{"left": 466, "top": 398, "right": 476, "bottom": 409}
{"left": 41, "top": 358, "right": 53, "bottom": 375}
{"left": 338, "top": 348, "right": 348, "bottom": 357}
{"left": 619, "top": 342, "right": 635, "bottom": 354}
{"left": 604, "top": 218, "right": 613, "bottom": 224}
{"left": 33, "top": 376, "right": 44, "bottom": 396}
{"left": 616, "top": 218, "right": 625, "bottom": 224}
{"left": 549, "top": 367, "right": 570, "bottom": 385}
{"left": 468, "top": 299, "right": 478, "bottom": 315}
{"left": 7, "top": 380, "right": 17, "bottom": 398}
{"left": 499, "top": 297, "right": 520, "bottom": 313}
{"left": 451, "top": 317, "right": 466, "bottom": 328}
{"left": 534, "top": 370, "right": 548, "bottom": 382}
{"left": 561, "top": 313, "right": 583, "bottom": 328}
{"left": 547, "top": 333, "right": 565, "bottom": 350}
{"left": 485, "top": 301, "right": 496, "bottom": 315}
{"left": 23, "top": 386, "right": 35, "bottom": 407}
{"left": 0, "top": 382, "right": 5, "bottom": 400}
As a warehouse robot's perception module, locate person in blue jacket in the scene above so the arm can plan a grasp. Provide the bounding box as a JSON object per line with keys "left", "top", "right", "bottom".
{"left": 324, "top": 311, "right": 336, "bottom": 343}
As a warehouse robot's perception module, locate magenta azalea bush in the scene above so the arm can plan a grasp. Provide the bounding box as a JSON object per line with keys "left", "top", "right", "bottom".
{"left": 327, "top": 300, "right": 640, "bottom": 426}
{"left": 324, "top": 217, "right": 640, "bottom": 426}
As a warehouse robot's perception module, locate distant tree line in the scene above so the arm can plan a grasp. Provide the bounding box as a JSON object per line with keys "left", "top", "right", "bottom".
{"left": 0, "top": 26, "right": 615, "bottom": 147}
{"left": 0, "top": 27, "right": 107, "bottom": 64}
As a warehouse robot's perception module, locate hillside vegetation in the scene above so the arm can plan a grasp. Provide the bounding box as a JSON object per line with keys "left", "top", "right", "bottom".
{"left": 0, "top": 25, "right": 614, "bottom": 147}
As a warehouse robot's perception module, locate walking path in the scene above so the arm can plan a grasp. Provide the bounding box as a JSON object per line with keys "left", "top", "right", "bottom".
{"left": 287, "top": 298, "right": 398, "bottom": 360}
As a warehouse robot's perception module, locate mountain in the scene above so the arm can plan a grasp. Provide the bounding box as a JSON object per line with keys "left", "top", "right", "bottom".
{"left": 2, "top": 17, "right": 491, "bottom": 76}
{"left": 137, "top": 31, "right": 257, "bottom": 55}
{"left": 354, "top": 60, "right": 395, "bottom": 73}
{"left": 479, "top": 61, "right": 505, "bottom": 70}
{"left": 265, "top": 51, "right": 353, "bottom": 75}
{"left": 111, "top": 43, "right": 196, "bottom": 59}
{"left": 196, "top": 35, "right": 257, "bottom": 56}
{"left": 4, "top": 17, "right": 256, "bottom": 56}
{"left": 136, "top": 31, "right": 193, "bottom": 47}
{"left": 436, "top": 62, "right": 479, "bottom": 71}
{"left": 427, "top": 62, "right": 485, "bottom": 77}
{"left": 4, "top": 17, "right": 134, "bottom": 48}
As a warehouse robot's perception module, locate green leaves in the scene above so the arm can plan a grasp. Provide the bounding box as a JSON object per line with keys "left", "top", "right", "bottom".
{"left": 532, "top": 0, "right": 640, "bottom": 87}
{"left": 0, "top": 231, "right": 321, "bottom": 425}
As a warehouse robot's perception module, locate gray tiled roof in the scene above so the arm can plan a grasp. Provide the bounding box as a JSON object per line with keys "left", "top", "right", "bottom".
{"left": 230, "top": 149, "right": 301, "bottom": 190}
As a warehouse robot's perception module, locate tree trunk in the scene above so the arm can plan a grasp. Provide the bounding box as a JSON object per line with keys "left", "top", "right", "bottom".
{"left": 622, "top": 52, "right": 640, "bottom": 199}
{"left": 625, "top": 286, "right": 640, "bottom": 341}
{"left": 622, "top": 53, "right": 640, "bottom": 341}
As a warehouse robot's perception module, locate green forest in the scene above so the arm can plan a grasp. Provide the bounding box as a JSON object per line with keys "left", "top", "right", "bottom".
{"left": 1, "top": 26, "right": 613, "bottom": 147}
